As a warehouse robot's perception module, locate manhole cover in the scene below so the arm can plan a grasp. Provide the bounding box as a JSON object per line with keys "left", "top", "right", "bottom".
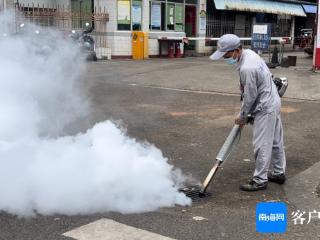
{"left": 179, "top": 186, "right": 211, "bottom": 202}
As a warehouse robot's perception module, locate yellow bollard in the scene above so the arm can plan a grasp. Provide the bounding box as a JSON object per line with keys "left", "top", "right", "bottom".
{"left": 132, "top": 31, "right": 149, "bottom": 60}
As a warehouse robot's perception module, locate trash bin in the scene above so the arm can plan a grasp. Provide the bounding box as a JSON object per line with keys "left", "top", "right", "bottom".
{"left": 288, "top": 56, "right": 297, "bottom": 66}
{"left": 280, "top": 57, "right": 290, "bottom": 68}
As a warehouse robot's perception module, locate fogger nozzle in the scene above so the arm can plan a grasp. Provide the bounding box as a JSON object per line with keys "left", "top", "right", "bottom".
{"left": 216, "top": 125, "right": 241, "bottom": 161}
{"left": 199, "top": 125, "right": 241, "bottom": 194}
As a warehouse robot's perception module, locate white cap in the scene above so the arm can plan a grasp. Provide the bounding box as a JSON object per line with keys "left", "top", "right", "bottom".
{"left": 209, "top": 34, "right": 241, "bottom": 60}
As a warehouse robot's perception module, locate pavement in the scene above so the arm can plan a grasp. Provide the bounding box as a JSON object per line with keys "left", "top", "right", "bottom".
{"left": 1, "top": 52, "right": 320, "bottom": 240}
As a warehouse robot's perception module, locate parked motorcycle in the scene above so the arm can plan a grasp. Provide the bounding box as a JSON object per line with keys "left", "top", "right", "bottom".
{"left": 304, "top": 34, "right": 314, "bottom": 56}
{"left": 302, "top": 28, "right": 315, "bottom": 57}
{"left": 69, "top": 23, "right": 97, "bottom": 61}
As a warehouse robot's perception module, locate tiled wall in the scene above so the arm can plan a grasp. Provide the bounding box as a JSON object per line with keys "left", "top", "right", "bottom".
{"left": 109, "top": 34, "right": 132, "bottom": 56}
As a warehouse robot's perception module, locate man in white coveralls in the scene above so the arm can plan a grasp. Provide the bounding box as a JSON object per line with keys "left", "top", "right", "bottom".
{"left": 210, "top": 34, "right": 286, "bottom": 191}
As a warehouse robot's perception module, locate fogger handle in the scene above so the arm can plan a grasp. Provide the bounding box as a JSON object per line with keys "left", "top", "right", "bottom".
{"left": 216, "top": 125, "right": 241, "bottom": 162}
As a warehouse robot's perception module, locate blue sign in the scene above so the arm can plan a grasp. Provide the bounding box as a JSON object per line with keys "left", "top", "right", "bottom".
{"left": 256, "top": 202, "right": 287, "bottom": 233}
{"left": 251, "top": 24, "right": 271, "bottom": 51}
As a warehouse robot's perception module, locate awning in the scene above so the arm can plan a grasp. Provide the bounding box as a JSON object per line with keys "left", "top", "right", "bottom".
{"left": 302, "top": 4, "right": 318, "bottom": 14}
{"left": 213, "top": 0, "right": 307, "bottom": 17}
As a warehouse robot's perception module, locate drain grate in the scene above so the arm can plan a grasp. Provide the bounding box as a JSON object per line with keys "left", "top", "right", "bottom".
{"left": 179, "top": 186, "right": 211, "bottom": 202}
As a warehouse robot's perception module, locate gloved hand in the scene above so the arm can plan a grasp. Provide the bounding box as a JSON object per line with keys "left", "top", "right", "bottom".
{"left": 235, "top": 115, "right": 246, "bottom": 127}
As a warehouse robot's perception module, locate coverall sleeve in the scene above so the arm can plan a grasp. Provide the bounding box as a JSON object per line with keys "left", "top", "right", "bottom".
{"left": 239, "top": 68, "right": 258, "bottom": 121}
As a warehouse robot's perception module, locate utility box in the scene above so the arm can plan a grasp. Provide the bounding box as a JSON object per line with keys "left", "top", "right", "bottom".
{"left": 132, "top": 31, "right": 149, "bottom": 60}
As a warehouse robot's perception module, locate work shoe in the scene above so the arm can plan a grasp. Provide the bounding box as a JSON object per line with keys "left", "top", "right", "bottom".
{"left": 268, "top": 173, "right": 286, "bottom": 184}
{"left": 240, "top": 180, "right": 267, "bottom": 192}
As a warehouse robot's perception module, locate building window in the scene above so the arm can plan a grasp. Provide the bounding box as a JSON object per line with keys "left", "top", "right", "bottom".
{"left": 117, "top": 0, "right": 142, "bottom": 31}
{"left": 132, "top": 0, "right": 142, "bottom": 30}
{"left": 185, "top": 0, "right": 197, "bottom": 4}
{"left": 166, "top": 3, "right": 175, "bottom": 30}
{"left": 117, "top": 0, "right": 131, "bottom": 30}
{"left": 150, "top": 0, "right": 184, "bottom": 31}
{"left": 150, "top": 1, "right": 165, "bottom": 30}
{"left": 71, "top": 0, "right": 93, "bottom": 28}
{"left": 174, "top": 4, "right": 184, "bottom": 31}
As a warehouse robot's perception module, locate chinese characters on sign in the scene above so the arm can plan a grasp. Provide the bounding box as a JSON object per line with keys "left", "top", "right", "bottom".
{"left": 256, "top": 202, "right": 287, "bottom": 233}
{"left": 199, "top": 10, "right": 206, "bottom": 33}
{"left": 291, "top": 210, "right": 320, "bottom": 225}
{"left": 258, "top": 213, "right": 285, "bottom": 222}
{"left": 256, "top": 202, "right": 320, "bottom": 234}
{"left": 251, "top": 24, "right": 271, "bottom": 51}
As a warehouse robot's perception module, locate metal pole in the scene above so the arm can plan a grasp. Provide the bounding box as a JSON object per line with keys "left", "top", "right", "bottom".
{"left": 313, "top": 0, "right": 320, "bottom": 71}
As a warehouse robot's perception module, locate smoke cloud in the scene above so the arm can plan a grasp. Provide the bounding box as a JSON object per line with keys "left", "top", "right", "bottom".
{"left": 0, "top": 12, "right": 191, "bottom": 217}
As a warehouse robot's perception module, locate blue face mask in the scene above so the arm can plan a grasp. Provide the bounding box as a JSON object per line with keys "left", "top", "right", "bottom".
{"left": 225, "top": 57, "right": 237, "bottom": 65}
{"left": 224, "top": 50, "right": 238, "bottom": 65}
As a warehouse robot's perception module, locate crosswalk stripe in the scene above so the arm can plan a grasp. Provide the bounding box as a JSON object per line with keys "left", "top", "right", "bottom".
{"left": 63, "top": 218, "right": 176, "bottom": 240}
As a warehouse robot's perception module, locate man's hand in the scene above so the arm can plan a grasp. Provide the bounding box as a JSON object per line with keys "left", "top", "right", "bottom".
{"left": 235, "top": 116, "right": 246, "bottom": 127}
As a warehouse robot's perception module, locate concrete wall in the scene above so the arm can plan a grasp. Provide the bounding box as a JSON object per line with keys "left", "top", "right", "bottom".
{"left": 97, "top": 0, "right": 128, "bottom": 57}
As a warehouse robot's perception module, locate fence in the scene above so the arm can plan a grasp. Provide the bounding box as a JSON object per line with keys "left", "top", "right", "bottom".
{"left": 12, "top": 3, "right": 109, "bottom": 59}
{"left": 205, "top": 0, "right": 293, "bottom": 47}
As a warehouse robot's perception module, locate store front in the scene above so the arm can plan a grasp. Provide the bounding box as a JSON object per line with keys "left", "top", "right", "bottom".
{"left": 205, "top": 0, "right": 308, "bottom": 52}
{"left": 97, "top": 0, "right": 201, "bottom": 58}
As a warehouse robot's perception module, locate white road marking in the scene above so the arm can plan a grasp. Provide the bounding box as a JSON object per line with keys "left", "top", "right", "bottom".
{"left": 192, "top": 216, "right": 208, "bottom": 221}
{"left": 128, "top": 84, "right": 319, "bottom": 103}
{"left": 63, "top": 218, "right": 176, "bottom": 240}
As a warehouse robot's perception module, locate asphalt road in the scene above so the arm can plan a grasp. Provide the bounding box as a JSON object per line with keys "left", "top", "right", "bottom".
{"left": 1, "top": 56, "right": 320, "bottom": 240}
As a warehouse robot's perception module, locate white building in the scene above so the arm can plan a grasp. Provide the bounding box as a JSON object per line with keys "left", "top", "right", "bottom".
{"left": 97, "top": 0, "right": 205, "bottom": 58}
{"left": 2, "top": 0, "right": 317, "bottom": 59}
{"left": 90, "top": 0, "right": 316, "bottom": 58}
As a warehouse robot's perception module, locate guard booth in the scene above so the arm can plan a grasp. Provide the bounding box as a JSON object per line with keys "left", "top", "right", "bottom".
{"left": 132, "top": 31, "right": 149, "bottom": 60}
